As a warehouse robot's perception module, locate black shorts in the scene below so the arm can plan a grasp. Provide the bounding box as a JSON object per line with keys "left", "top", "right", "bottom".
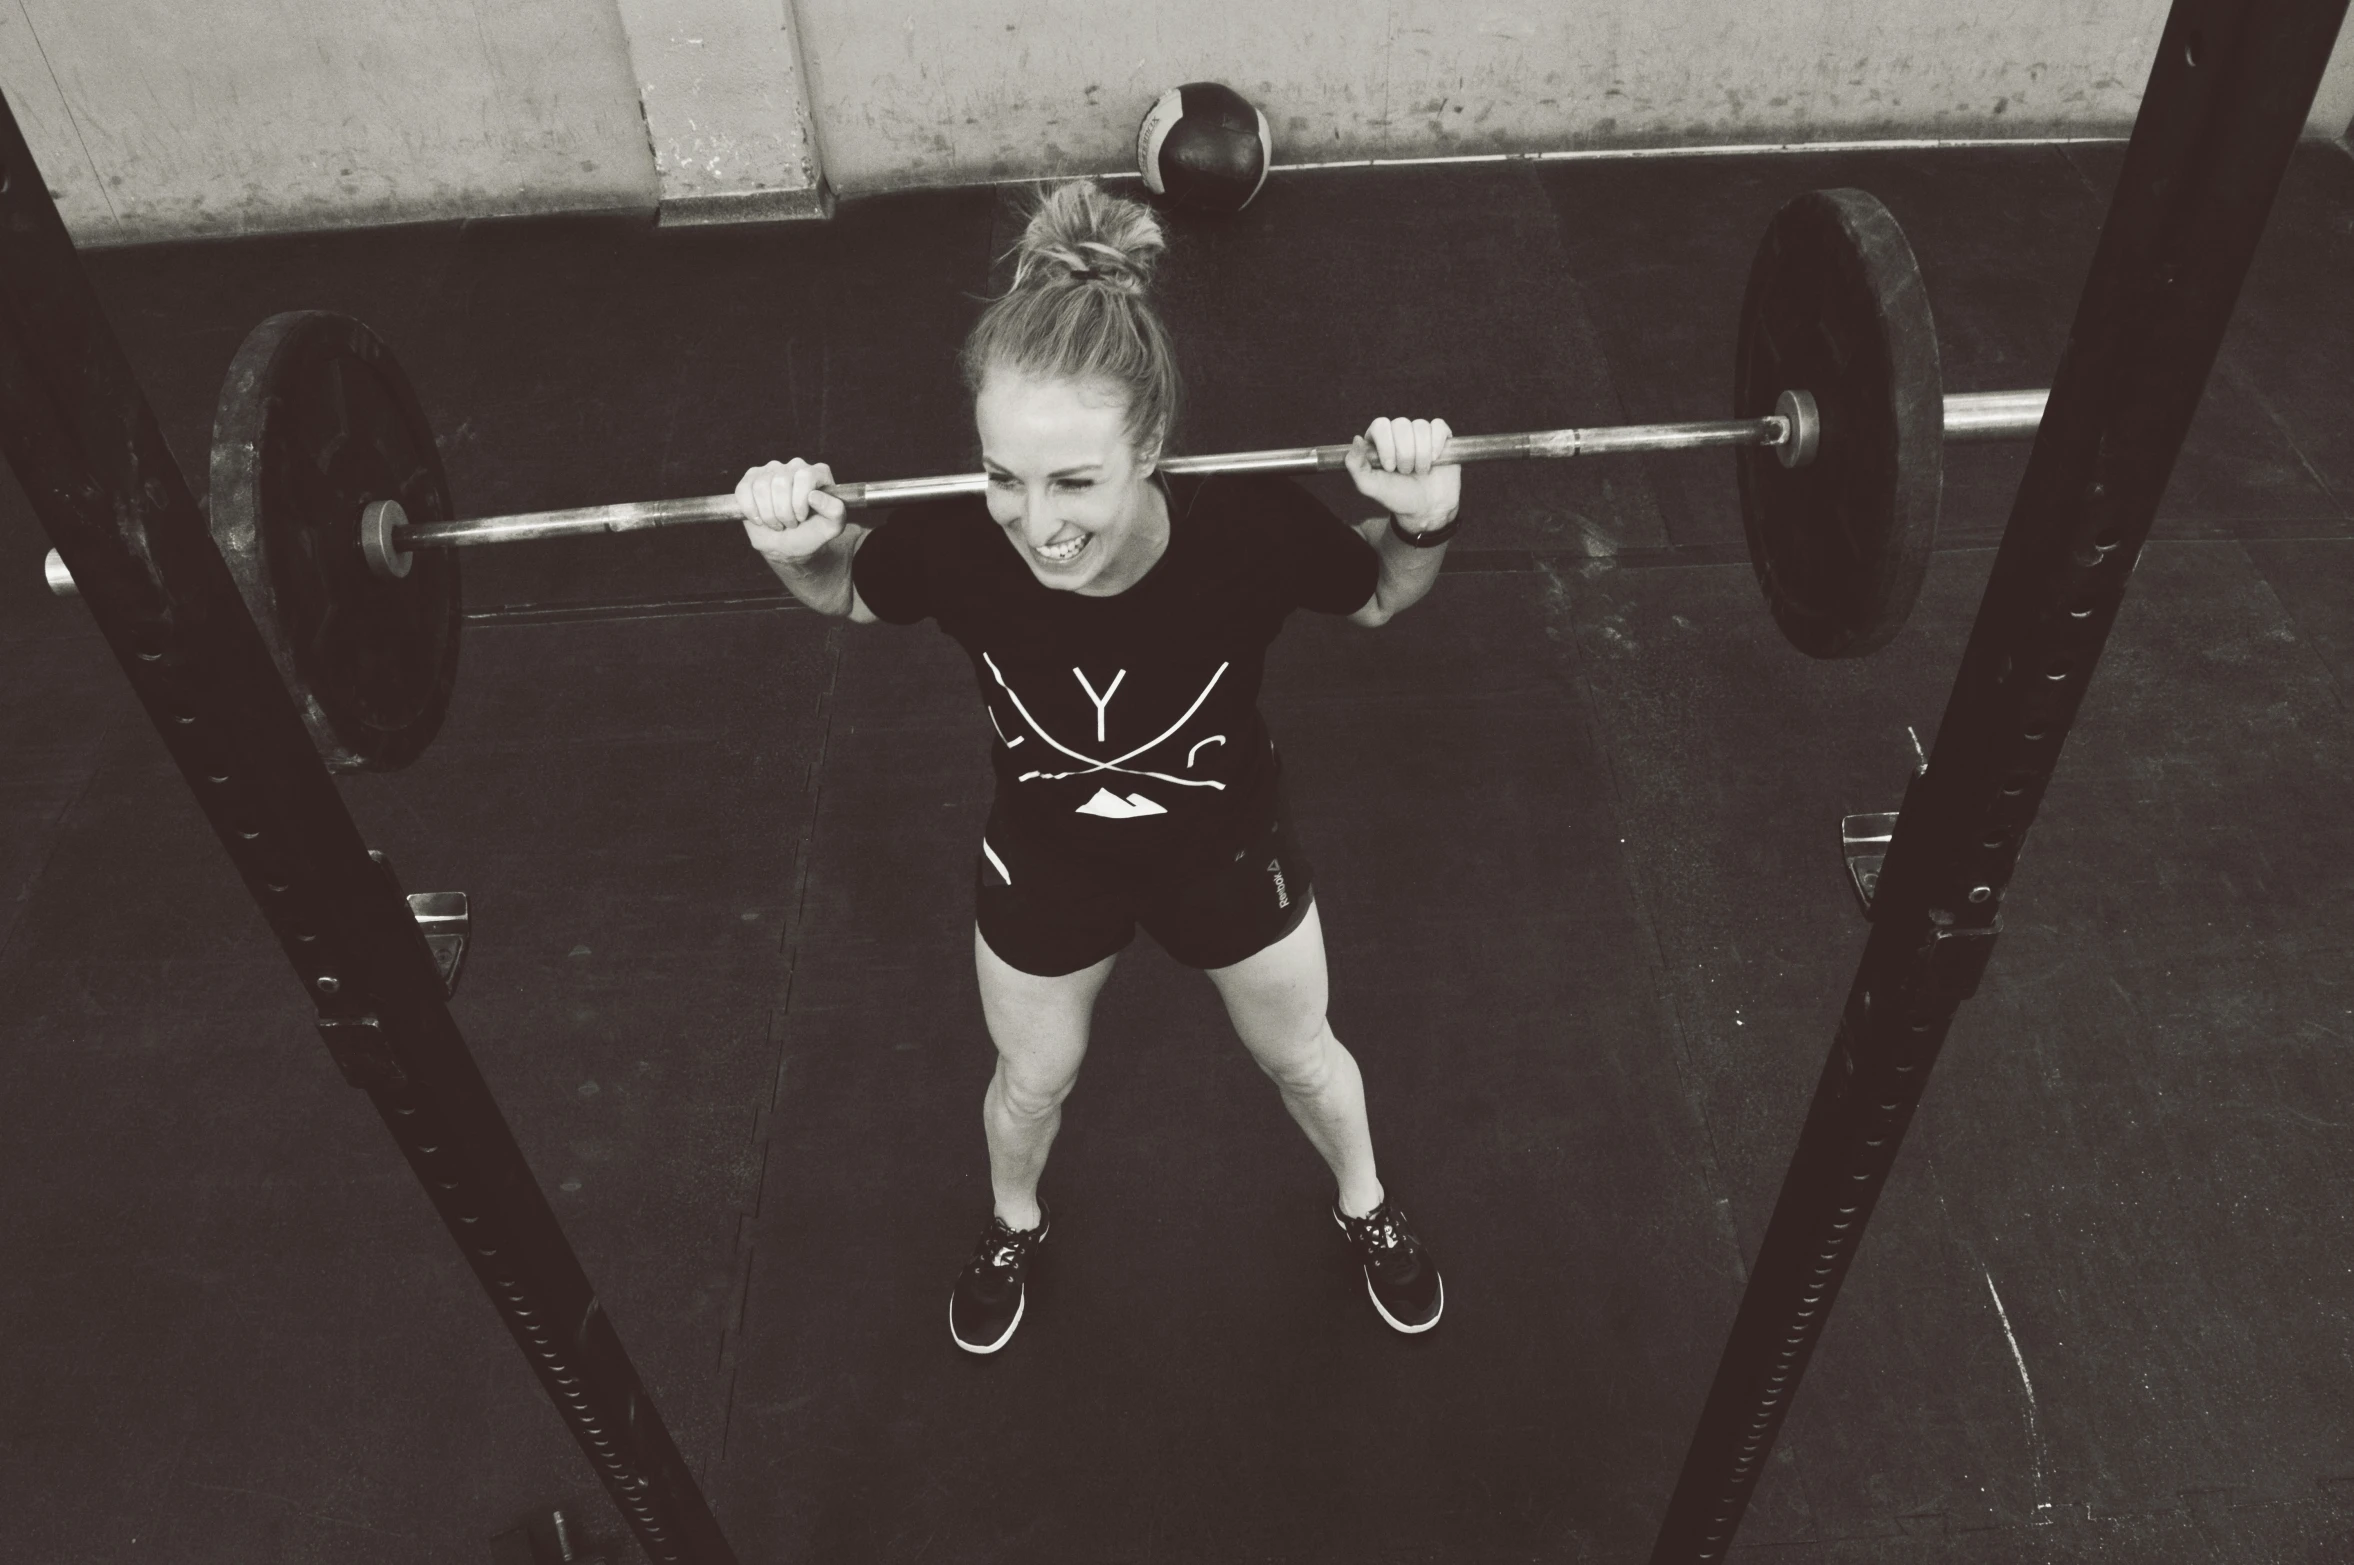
{"left": 975, "top": 790, "right": 1316, "bottom": 977}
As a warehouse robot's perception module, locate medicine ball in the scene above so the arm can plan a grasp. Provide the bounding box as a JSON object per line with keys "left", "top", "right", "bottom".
{"left": 1136, "top": 82, "right": 1273, "bottom": 214}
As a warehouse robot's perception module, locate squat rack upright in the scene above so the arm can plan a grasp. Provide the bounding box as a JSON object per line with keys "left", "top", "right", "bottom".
{"left": 1651, "top": 1, "right": 2349, "bottom": 1558}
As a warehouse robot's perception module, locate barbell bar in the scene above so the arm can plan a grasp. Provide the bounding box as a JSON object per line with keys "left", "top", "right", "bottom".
{"left": 40, "top": 387, "right": 2044, "bottom": 597}
{"left": 372, "top": 387, "right": 2044, "bottom": 570}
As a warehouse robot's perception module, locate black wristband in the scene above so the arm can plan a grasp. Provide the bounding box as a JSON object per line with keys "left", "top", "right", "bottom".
{"left": 1389, "top": 511, "right": 1460, "bottom": 549}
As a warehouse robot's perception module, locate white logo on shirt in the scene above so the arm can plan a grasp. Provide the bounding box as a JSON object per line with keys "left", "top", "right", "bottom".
{"left": 1076, "top": 789, "right": 1168, "bottom": 819}
{"left": 981, "top": 653, "right": 1231, "bottom": 817}
{"left": 1071, "top": 667, "right": 1127, "bottom": 742}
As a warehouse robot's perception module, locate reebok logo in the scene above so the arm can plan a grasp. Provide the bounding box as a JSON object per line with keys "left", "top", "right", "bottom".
{"left": 1268, "top": 858, "right": 1290, "bottom": 909}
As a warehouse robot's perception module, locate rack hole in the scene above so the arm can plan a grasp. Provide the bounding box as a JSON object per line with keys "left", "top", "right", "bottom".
{"left": 2044, "top": 659, "right": 2074, "bottom": 682}
{"left": 2183, "top": 30, "right": 2203, "bottom": 67}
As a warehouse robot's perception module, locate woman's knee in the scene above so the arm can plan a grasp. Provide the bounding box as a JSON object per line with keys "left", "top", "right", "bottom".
{"left": 1247, "top": 1016, "right": 1340, "bottom": 1096}
{"left": 992, "top": 1052, "right": 1081, "bottom": 1122}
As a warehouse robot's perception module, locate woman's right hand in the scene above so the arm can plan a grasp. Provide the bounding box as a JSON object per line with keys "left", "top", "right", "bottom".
{"left": 737, "top": 458, "right": 848, "bottom": 564}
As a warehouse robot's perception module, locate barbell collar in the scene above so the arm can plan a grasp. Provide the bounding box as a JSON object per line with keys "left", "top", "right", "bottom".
{"left": 360, "top": 498, "right": 414, "bottom": 579}
{"left": 1773, "top": 389, "right": 1822, "bottom": 470}
{"left": 363, "top": 388, "right": 2045, "bottom": 573}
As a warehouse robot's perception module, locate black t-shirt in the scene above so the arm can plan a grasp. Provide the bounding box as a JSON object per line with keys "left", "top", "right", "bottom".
{"left": 851, "top": 472, "right": 1380, "bottom": 868}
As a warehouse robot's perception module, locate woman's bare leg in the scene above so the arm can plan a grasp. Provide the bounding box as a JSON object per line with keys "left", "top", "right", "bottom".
{"left": 1203, "top": 901, "right": 1384, "bottom": 1217}
{"left": 974, "top": 926, "right": 1117, "bottom": 1229}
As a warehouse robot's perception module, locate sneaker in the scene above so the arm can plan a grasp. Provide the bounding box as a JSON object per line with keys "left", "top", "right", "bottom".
{"left": 951, "top": 1205, "right": 1050, "bottom": 1354}
{"left": 1333, "top": 1198, "right": 1443, "bottom": 1333}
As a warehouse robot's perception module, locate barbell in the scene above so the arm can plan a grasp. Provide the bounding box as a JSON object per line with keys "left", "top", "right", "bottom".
{"left": 40, "top": 187, "right": 2046, "bottom": 772}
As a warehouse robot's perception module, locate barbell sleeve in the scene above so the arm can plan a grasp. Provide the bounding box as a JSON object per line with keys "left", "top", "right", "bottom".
{"left": 1941, "top": 388, "right": 2048, "bottom": 440}
{"left": 41, "top": 389, "right": 2049, "bottom": 595}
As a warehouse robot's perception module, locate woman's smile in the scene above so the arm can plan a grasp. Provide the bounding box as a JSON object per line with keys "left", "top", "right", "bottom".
{"left": 1031, "top": 532, "right": 1092, "bottom": 566}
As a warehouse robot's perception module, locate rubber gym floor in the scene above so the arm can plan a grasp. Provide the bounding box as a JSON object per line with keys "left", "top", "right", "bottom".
{"left": 4, "top": 141, "right": 2353, "bottom": 1565}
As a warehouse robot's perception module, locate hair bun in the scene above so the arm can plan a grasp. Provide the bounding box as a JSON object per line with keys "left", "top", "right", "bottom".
{"left": 1011, "top": 181, "right": 1165, "bottom": 295}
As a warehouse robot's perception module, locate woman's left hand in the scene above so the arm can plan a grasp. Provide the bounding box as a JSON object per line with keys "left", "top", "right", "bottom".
{"left": 1344, "top": 416, "right": 1461, "bottom": 532}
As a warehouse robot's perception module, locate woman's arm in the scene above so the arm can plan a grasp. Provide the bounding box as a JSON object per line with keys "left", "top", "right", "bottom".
{"left": 1341, "top": 417, "right": 1461, "bottom": 628}
{"left": 760, "top": 523, "right": 877, "bottom": 622}
{"left": 1347, "top": 511, "right": 1453, "bottom": 628}
{"left": 740, "top": 458, "right": 878, "bottom": 623}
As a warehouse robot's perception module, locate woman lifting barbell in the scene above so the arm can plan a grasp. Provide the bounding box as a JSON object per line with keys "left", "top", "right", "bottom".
{"left": 734, "top": 180, "right": 1457, "bottom": 1354}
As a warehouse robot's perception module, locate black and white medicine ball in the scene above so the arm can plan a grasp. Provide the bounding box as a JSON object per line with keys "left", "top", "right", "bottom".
{"left": 1136, "top": 82, "right": 1272, "bottom": 214}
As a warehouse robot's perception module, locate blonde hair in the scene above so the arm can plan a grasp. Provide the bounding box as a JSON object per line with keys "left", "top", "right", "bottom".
{"left": 961, "top": 181, "right": 1182, "bottom": 461}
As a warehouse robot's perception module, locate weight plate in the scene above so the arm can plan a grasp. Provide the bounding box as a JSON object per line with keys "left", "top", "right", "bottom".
{"left": 1734, "top": 188, "right": 1942, "bottom": 659}
{"left": 210, "top": 311, "right": 460, "bottom": 770}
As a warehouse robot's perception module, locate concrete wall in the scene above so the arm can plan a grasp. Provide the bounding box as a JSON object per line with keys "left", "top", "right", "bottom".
{"left": 3, "top": 1, "right": 2352, "bottom": 243}
{"left": 0, "top": 0, "right": 655, "bottom": 244}
{"left": 796, "top": 0, "right": 2354, "bottom": 191}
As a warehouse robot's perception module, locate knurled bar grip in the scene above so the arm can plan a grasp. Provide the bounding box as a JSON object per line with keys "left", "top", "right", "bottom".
{"left": 390, "top": 388, "right": 2046, "bottom": 555}
{"left": 0, "top": 89, "right": 739, "bottom": 1565}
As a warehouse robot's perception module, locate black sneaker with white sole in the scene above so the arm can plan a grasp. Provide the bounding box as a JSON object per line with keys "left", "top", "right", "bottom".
{"left": 951, "top": 1205, "right": 1050, "bottom": 1354}
{"left": 1333, "top": 1198, "right": 1443, "bottom": 1333}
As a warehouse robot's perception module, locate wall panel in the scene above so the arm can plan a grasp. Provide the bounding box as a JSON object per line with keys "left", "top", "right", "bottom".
{"left": 2, "top": 0, "right": 655, "bottom": 244}
{"left": 795, "top": 0, "right": 2354, "bottom": 193}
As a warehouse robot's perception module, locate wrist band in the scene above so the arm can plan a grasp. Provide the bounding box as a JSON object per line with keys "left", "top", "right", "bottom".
{"left": 1390, "top": 512, "right": 1460, "bottom": 549}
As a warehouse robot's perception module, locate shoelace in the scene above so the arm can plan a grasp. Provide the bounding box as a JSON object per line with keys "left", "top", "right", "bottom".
{"left": 975, "top": 1222, "right": 1039, "bottom": 1274}
{"left": 1343, "top": 1204, "right": 1411, "bottom": 1256}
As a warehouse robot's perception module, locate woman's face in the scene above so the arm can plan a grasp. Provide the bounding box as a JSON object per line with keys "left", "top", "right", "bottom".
{"left": 975, "top": 370, "right": 1162, "bottom": 595}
